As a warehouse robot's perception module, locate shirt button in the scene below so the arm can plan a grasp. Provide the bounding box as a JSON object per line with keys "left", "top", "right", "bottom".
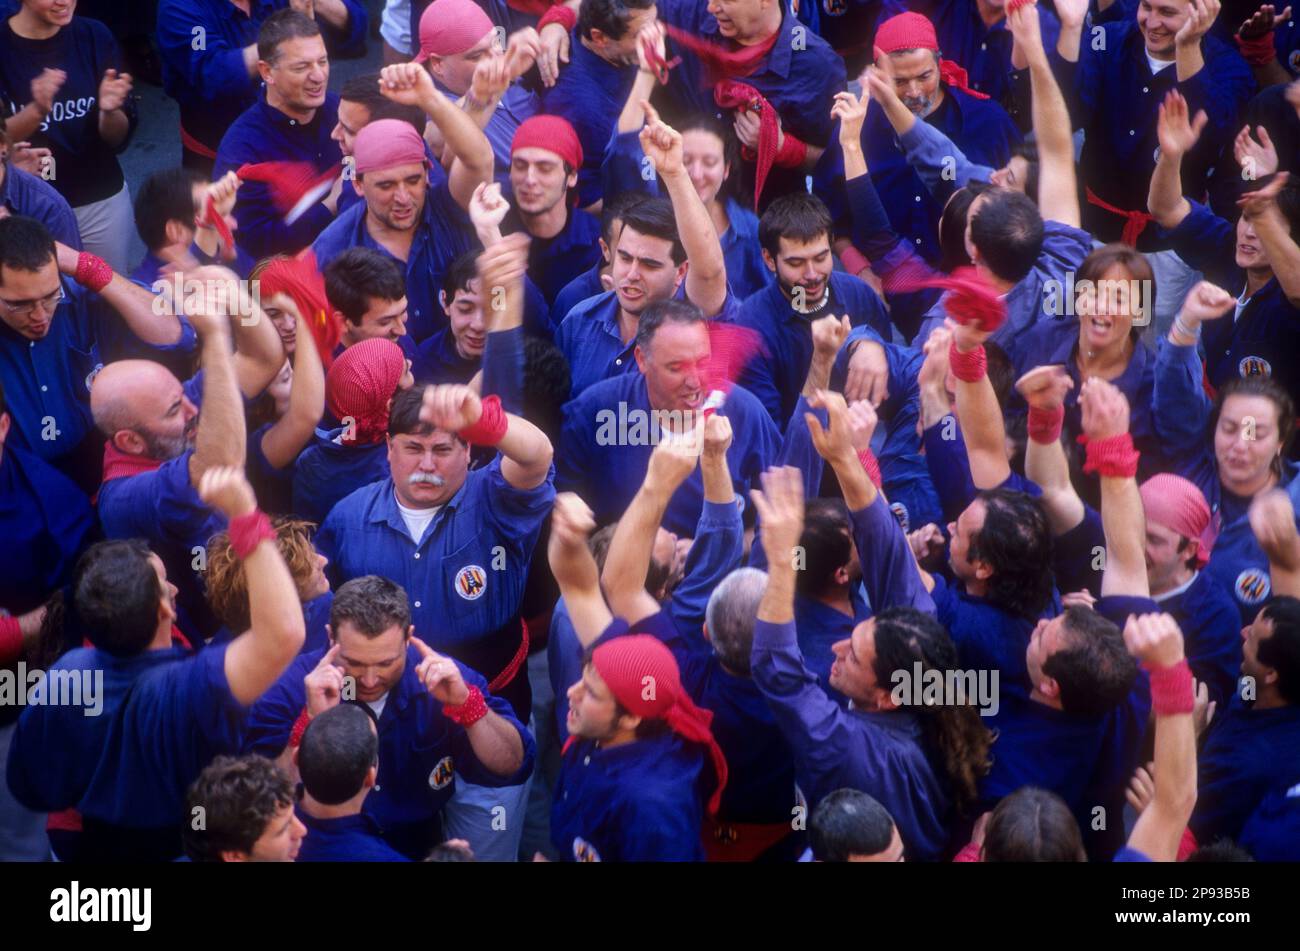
{"left": 914, "top": 238, "right": 922, "bottom": 244}
{"left": 40, "top": 385, "right": 47, "bottom": 392}
{"left": 414, "top": 600, "right": 422, "bottom": 608}
{"left": 1129, "top": 130, "right": 1136, "bottom": 136}
{"left": 980, "top": 43, "right": 987, "bottom": 51}
{"left": 414, "top": 552, "right": 421, "bottom": 559}
{"left": 615, "top": 358, "right": 622, "bottom": 366}
{"left": 584, "top": 755, "right": 591, "bottom": 765}
{"left": 1142, "top": 86, "right": 1149, "bottom": 93}
{"left": 914, "top": 195, "right": 922, "bottom": 202}
{"left": 374, "top": 784, "right": 381, "bottom": 791}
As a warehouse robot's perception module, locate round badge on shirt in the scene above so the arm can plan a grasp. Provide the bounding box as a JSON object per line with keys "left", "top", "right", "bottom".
{"left": 455, "top": 565, "right": 487, "bottom": 601}
{"left": 429, "top": 755, "right": 454, "bottom": 790}
{"left": 1236, "top": 568, "right": 1272, "bottom": 607}
{"left": 1238, "top": 355, "right": 1273, "bottom": 379}
{"left": 572, "top": 837, "right": 602, "bottom": 862}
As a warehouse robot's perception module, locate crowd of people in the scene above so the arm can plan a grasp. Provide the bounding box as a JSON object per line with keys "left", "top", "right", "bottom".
{"left": 0, "top": 0, "right": 1298, "bottom": 863}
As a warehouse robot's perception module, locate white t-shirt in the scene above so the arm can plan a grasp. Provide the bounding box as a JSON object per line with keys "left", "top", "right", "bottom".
{"left": 397, "top": 499, "right": 442, "bottom": 544}
{"left": 1146, "top": 52, "right": 1177, "bottom": 75}
{"left": 366, "top": 693, "right": 390, "bottom": 721}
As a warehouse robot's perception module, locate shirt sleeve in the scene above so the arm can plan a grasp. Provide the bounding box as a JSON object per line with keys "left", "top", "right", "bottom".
{"left": 156, "top": 0, "right": 257, "bottom": 107}
{"left": 180, "top": 642, "right": 249, "bottom": 748}
{"left": 668, "top": 498, "right": 745, "bottom": 634}
{"left": 482, "top": 326, "right": 524, "bottom": 415}
{"left": 850, "top": 498, "right": 936, "bottom": 615}
{"left": 447, "top": 659, "right": 537, "bottom": 787}
{"left": 1160, "top": 199, "right": 1239, "bottom": 288}
{"left": 1152, "top": 337, "right": 1218, "bottom": 498}
{"left": 898, "top": 118, "right": 994, "bottom": 200}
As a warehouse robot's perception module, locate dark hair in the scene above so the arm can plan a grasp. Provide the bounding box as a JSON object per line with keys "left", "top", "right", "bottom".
{"left": 969, "top": 188, "right": 1044, "bottom": 284}
{"left": 871, "top": 607, "right": 993, "bottom": 806}
{"left": 0, "top": 215, "right": 56, "bottom": 281}
{"left": 982, "top": 787, "right": 1085, "bottom": 862}
{"left": 1211, "top": 376, "right": 1296, "bottom": 480}
{"left": 797, "top": 498, "right": 853, "bottom": 600}
{"left": 1185, "top": 838, "right": 1257, "bottom": 862}
{"left": 809, "top": 789, "right": 898, "bottom": 861}
{"left": 1075, "top": 243, "right": 1156, "bottom": 329}
{"left": 581, "top": 645, "right": 671, "bottom": 740}
{"left": 387, "top": 386, "right": 459, "bottom": 442}
{"left": 1273, "top": 183, "right": 1300, "bottom": 238}
{"left": 184, "top": 755, "right": 295, "bottom": 862}
{"left": 758, "top": 192, "right": 833, "bottom": 257}
{"left": 298, "top": 704, "right": 379, "bottom": 805}
{"left": 441, "top": 249, "right": 481, "bottom": 302}
{"left": 522, "top": 336, "right": 572, "bottom": 446}
{"left": 634, "top": 298, "right": 704, "bottom": 351}
{"left": 324, "top": 248, "right": 407, "bottom": 325}
{"left": 1260, "top": 596, "right": 1300, "bottom": 704}
{"left": 968, "top": 489, "right": 1054, "bottom": 619}
{"left": 601, "top": 190, "right": 649, "bottom": 248}
{"left": 588, "top": 523, "right": 671, "bottom": 595}
{"left": 1009, "top": 140, "right": 1040, "bottom": 207}
{"left": 618, "top": 197, "right": 685, "bottom": 265}
{"left": 134, "top": 168, "right": 202, "bottom": 253}
{"left": 1043, "top": 605, "right": 1138, "bottom": 715}
{"left": 938, "top": 182, "right": 990, "bottom": 273}
{"left": 258, "top": 8, "right": 322, "bottom": 64}
{"left": 73, "top": 540, "right": 163, "bottom": 657}
{"left": 339, "top": 72, "right": 426, "bottom": 132}
{"left": 577, "top": 0, "right": 656, "bottom": 42}
{"left": 678, "top": 113, "right": 741, "bottom": 202}
{"left": 330, "top": 575, "right": 412, "bottom": 639}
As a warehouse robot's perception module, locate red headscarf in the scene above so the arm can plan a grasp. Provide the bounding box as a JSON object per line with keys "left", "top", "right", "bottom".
{"left": 325, "top": 338, "right": 407, "bottom": 446}
{"left": 873, "top": 12, "right": 990, "bottom": 100}
{"left": 510, "top": 114, "right": 583, "bottom": 171}
{"left": 414, "top": 0, "right": 496, "bottom": 60}
{"left": 591, "top": 635, "right": 729, "bottom": 815}
{"left": 1140, "top": 474, "right": 1216, "bottom": 568}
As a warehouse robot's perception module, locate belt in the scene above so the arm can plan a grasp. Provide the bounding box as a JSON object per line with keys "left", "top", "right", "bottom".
{"left": 180, "top": 123, "right": 219, "bottom": 161}
{"left": 487, "top": 616, "right": 529, "bottom": 694}
{"left": 1085, "top": 186, "right": 1153, "bottom": 247}
{"left": 703, "top": 816, "right": 795, "bottom": 862}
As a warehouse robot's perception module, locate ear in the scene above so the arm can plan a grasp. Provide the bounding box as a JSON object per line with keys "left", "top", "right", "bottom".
{"left": 598, "top": 237, "right": 610, "bottom": 264}
{"left": 673, "top": 261, "right": 689, "bottom": 292}
{"left": 365, "top": 764, "right": 378, "bottom": 790}
{"left": 220, "top": 850, "right": 250, "bottom": 863}
{"left": 407, "top": 624, "right": 416, "bottom": 641}
{"left": 972, "top": 558, "right": 994, "bottom": 582}
{"left": 833, "top": 564, "right": 851, "bottom": 586}
{"left": 257, "top": 60, "right": 273, "bottom": 85}
{"left": 325, "top": 623, "right": 334, "bottom": 642}
{"left": 0, "top": 412, "right": 11, "bottom": 448}
{"left": 165, "top": 219, "right": 191, "bottom": 248}
{"left": 566, "top": 168, "right": 579, "bottom": 191}
{"left": 615, "top": 710, "right": 642, "bottom": 734}
{"left": 291, "top": 746, "right": 301, "bottom": 770}
{"left": 1038, "top": 674, "right": 1060, "bottom": 703}
{"left": 352, "top": 177, "right": 364, "bottom": 197}
{"left": 439, "top": 290, "right": 448, "bottom": 313}
{"left": 701, "top": 623, "right": 712, "bottom": 644}
{"left": 113, "top": 429, "right": 147, "bottom": 456}
{"left": 872, "top": 685, "right": 899, "bottom": 712}
{"left": 761, "top": 247, "right": 776, "bottom": 274}
{"left": 634, "top": 343, "right": 648, "bottom": 375}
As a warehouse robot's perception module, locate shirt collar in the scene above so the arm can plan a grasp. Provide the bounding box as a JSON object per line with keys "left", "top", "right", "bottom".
{"left": 256, "top": 89, "right": 323, "bottom": 132}
{"left": 371, "top": 475, "right": 470, "bottom": 538}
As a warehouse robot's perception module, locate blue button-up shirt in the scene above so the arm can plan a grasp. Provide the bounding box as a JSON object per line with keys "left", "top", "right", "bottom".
{"left": 245, "top": 641, "right": 535, "bottom": 859}
{"left": 558, "top": 371, "right": 781, "bottom": 534}
{"left": 312, "top": 165, "right": 476, "bottom": 343}
{"left": 157, "top": 0, "right": 367, "bottom": 157}
{"left": 0, "top": 163, "right": 81, "bottom": 248}
{"left": 503, "top": 204, "right": 602, "bottom": 307}
{"left": 295, "top": 809, "right": 411, "bottom": 862}
{"left": 214, "top": 91, "right": 345, "bottom": 259}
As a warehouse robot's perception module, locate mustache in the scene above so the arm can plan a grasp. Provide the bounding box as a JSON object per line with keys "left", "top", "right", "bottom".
{"left": 408, "top": 472, "right": 445, "bottom": 487}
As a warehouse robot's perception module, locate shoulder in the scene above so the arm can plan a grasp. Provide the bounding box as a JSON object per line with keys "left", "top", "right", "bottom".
{"left": 324, "top": 478, "right": 387, "bottom": 523}
{"left": 313, "top": 203, "right": 367, "bottom": 256}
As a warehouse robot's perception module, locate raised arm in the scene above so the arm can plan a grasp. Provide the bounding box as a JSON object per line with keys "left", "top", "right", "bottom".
{"left": 1175, "top": 0, "right": 1220, "bottom": 83}
{"left": 547, "top": 492, "right": 613, "bottom": 646}
{"left": 616, "top": 24, "right": 663, "bottom": 135}
{"left": 203, "top": 468, "right": 306, "bottom": 705}
{"left": 419, "top": 384, "right": 553, "bottom": 489}
{"left": 1124, "top": 614, "right": 1198, "bottom": 861}
{"left": 1249, "top": 489, "right": 1300, "bottom": 598}
{"left": 1008, "top": 0, "right": 1079, "bottom": 228}
{"left": 1017, "top": 365, "right": 1085, "bottom": 535}
{"left": 949, "top": 318, "right": 1011, "bottom": 490}
{"left": 641, "top": 102, "right": 728, "bottom": 318}
{"left": 55, "top": 242, "right": 184, "bottom": 347}
{"left": 184, "top": 274, "right": 248, "bottom": 486}
{"left": 1149, "top": 91, "right": 1206, "bottom": 229}
{"left": 258, "top": 299, "right": 326, "bottom": 470}
{"left": 1239, "top": 172, "right": 1300, "bottom": 306}
{"left": 1054, "top": 0, "right": 1089, "bottom": 62}
{"left": 1079, "top": 378, "right": 1148, "bottom": 598}
{"left": 602, "top": 423, "right": 702, "bottom": 626}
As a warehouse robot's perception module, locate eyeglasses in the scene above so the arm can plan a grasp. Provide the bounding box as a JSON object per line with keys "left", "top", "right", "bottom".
{"left": 0, "top": 285, "right": 65, "bottom": 318}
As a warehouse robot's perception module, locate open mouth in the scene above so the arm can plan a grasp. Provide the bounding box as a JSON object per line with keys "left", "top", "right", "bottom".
{"left": 1238, "top": 244, "right": 1259, "bottom": 256}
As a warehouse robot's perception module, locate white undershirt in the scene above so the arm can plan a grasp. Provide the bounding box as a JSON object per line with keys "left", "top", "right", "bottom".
{"left": 365, "top": 692, "right": 390, "bottom": 720}
{"left": 1146, "top": 52, "right": 1177, "bottom": 74}
{"left": 396, "top": 498, "right": 442, "bottom": 544}
{"left": 1153, "top": 570, "right": 1199, "bottom": 604}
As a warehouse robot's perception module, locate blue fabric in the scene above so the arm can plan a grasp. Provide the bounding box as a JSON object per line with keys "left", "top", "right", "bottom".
{"left": 156, "top": 0, "right": 367, "bottom": 157}
{"left": 295, "top": 809, "right": 411, "bottom": 862}
{"left": 1239, "top": 782, "right": 1300, "bottom": 860}
{"left": 411, "top": 328, "right": 480, "bottom": 386}
{"left": 558, "top": 372, "right": 780, "bottom": 535}
{"left": 0, "top": 162, "right": 81, "bottom": 247}
{"left": 0, "top": 16, "right": 137, "bottom": 206}
{"left": 1155, "top": 571, "right": 1243, "bottom": 708}
{"left": 291, "top": 429, "right": 390, "bottom": 528}
{"left": 311, "top": 164, "right": 476, "bottom": 343}
{"left": 244, "top": 642, "right": 534, "bottom": 860}
{"left": 551, "top": 263, "right": 605, "bottom": 328}
{"left": 503, "top": 204, "right": 602, "bottom": 307}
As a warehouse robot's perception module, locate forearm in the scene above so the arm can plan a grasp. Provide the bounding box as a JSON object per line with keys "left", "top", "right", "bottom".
{"left": 466, "top": 711, "right": 526, "bottom": 776}
{"left": 1099, "top": 474, "right": 1148, "bottom": 597}
{"left": 802, "top": 353, "right": 834, "bottom": 398}
{"left": 423, "top": 91, "right": 494, "bottom": 207}
{"left": 919, "top": 384, "right": 951, "bottom": 431}
{"left": 98, "top": 108, "right": 130, "bottom": 148}
{"left": 233, "top": 298, "right": 288, "bottom": 398}
{"left": 227, "top": 538, "right": 307, "bottom": 705}
{"left": 1028, "top": 50, "right": 1079, "bottom": 227}
{"left": 497, "top": 414, "right": 554, "bottom": 488}
{"left": 243, "top": 43, "right": 259, "bottom": 78}
{"left": 756, "top": 562, "right": 797, "bottom": 624}
{"left": 1057, "top": 21, "right": 1084, "bottom": 62}
{"left": 956, "top": 376, "right": 1012, "bottom": 488}
{"left": 1176, "top": 43, "right": 1205, "bottom": 82}
{"left": 314, "top": 0, "right": 351, "bottom": 29}
{"left": 5, "top": 104, "right": 44, "bottom": 142}
{"left": 1250, "top": 58, "right": 1292, "bottom": 88}
{"left": 261, "top": 335, "right": 325, "bottom": 469}
{"left": 1252, "top": 208, "right": 1300, "bottom": 303}
{"left": 701, "top": 451, "right": 732, "bottom": 503}
{"left": 841, "top": 134, "right": 867, "bottom": 180}
{"left": 1148, "top": 155, "right": 1192, "bottom": 228}
{"left": 800, "top": 142, "right": 825, "bottom": 173}
{"left": 1133, "top": 705, "right": 1196, "bottom": 861}
{"left": 1025, "top": 437, "right": 1086, "bottom": 534}
{"left": 603, "top": 481, "right": 673, "bottom": 613}
{"left": 828, "top": 449, "right": 876, "bottom": 511}
{"left": 617, "top": 71, "right": 657, "bottom": 134}
{"left": 190, "top": 335, "right": 247, "bottom": 481}
{"left": 661, "top": 168, "right": 725, "bottom": 309}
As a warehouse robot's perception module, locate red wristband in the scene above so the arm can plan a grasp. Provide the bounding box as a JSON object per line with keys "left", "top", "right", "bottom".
{"left": 1235, "top": 30, "right": 1276, "bottom": 66}
{"left": 774, "top": 132, "right": 808, "bottom": 169}
{"left": 443, "top": 685, "right": 489, "bottom": 727}
{"left": 839, "top": 246, "right": 870, "bottom": 276}
{"left": 857, "top": 449, "right": 883, "bottom": 489}
{"left": 289, "top": 706, "right": 312, "bottom": 749}
{"left": 229, "top": 509, "right": 276, "bottom": 559}
{"left": 948, "top": 341, "right": 987, "bottom": 383}
{"left": 1081, "top": 432, "right": 1140, "bottom": 479}
{"left": 538, "top": 5, "right": 576, "bottom": 32}
{"left": 1146, "top": 658, "right": 1194, "bottom": 716}
{"left": 0, "top": 615, "right": 23, "bottom": 667}
{"left": 457, "top": 394, "right": 509, "bottom": 446}
{"left": 1027, "top": 405, "right": 1065, "bottom": 445}
{"left": 75, "top": 252, "right": 113, "bottom": 293}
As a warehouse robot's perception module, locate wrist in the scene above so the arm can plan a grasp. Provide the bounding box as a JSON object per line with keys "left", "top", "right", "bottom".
{"left": 443, "top": 685, "right": 489, "bottom": 727}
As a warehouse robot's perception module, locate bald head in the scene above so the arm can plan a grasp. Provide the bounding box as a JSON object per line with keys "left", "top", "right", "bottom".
{"left": 91, "top": 360, "right": 198, "bottom": 460}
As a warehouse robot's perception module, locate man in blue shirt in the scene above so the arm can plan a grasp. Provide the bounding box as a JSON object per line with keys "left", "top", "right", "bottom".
{"left": 93, "top": 265, "right": 285, "bottom": 637}
{"left": 6, "top": 467, "right": 307, "bottom": 861}
{"left": 323, "top": 247, "right": 415, "bottom": 355}
{"left": 0, "top": 126, "right": 80, "bottom": 248}
{"left": 214, "top": 10, "right": 349, "bottom": 259}
{"left": 131, "top": 171, "right": 253, "bottom": 295}
{"left": 559, "top": 300, "right": 781, "bottom": 535}
{"left": 156, "top": 0, "right": 366, "bottom": 171}
{"left": 330, "top": 72, "right": 430, "bottom": 218}
{"left": 312, "top": 63, "right": 494, "bottom": 343}
{"left": 294, "top": 703, "right": 409, "bottom": 861}
{"left": 244, "top": 575, "right": 535, "bottom": 860}
{"left": 0, "top": 216, "right": 193, "bottom": 491}
{"left": 183, "top": 754, "right": 306, "bottom": 862}
{"left": 556, "top": 106, "right": 729, "bottom": 397}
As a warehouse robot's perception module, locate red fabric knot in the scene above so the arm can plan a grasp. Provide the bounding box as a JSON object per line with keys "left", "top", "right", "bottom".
{"left": 325, "top": 338, "right": 408, "bottom": 445}
{"left": 1234, "top": 30, "right": 1276, "bottom": 66}
{"left": 101, "top": 442, "right": 165, "bottom": 483}
{"left": 229, "top": 509, "right": 276, "bottom": 559}
{"left": 1080, "top": 432, "right": 1140, "bottom": 478}
{"left": 1085, "top": 187, "right": 1154, "bottom": 246}
{"left": 1146, "top": 658, "right": 1195, "bottom": 716}
{"left": 858, "top": 448, "right": 883, "bottom": 488}
{"left": 948, "top": 340, "right": 987, "bottom": 383}
{"left": 75, "top": 252, "right": 112, "bottom": 293}
{"left": 664, "top": 23, "right": 778, "bottom": 86}
{"left": 714, "top": 81, "right": 782, "bottom": 208}
{"left": 940, "top": 266, "right": 1006, "bottom": 331}
{"left": 1027, "top": 404, "right": 1065, "bottom": 445}
{"left": 257, "top": 249, "right": 341, "bottom": 369}
{"left": 592, "top": 635, "right": 729, "bottom": 815}
{"left": 443, "top": 685, "right": 490, "bottom": 726}
{"left": 457, "top": 394, "right": 509, "bottom": 446}
{"left": 642, "top": 37, "right": 683, "bottom": 84}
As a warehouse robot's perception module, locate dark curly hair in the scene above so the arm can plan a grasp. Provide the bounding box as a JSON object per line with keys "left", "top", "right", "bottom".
{"left": 968, "top": 489, "right": 1055, "bottom": 620}
{"left": 184, "top": 755, "right": 294, "bottom": 862}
